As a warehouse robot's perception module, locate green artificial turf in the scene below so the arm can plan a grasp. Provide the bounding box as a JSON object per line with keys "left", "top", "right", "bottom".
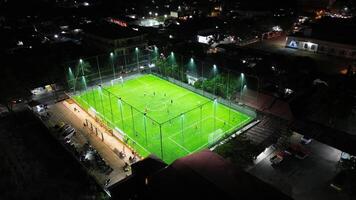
{"left": 74, "top": 74, "right": 253, "bottom": 163}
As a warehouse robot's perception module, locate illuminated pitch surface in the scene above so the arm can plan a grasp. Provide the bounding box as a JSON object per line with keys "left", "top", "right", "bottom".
{"left": 75, "top": 74, "right": 253, "bottom": 163}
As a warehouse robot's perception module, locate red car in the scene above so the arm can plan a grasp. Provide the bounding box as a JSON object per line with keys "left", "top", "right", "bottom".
{"left": 270, "top": 150, "right": 291, "bottom": 166}
{"left": 285, "top": 144, "right": 310, "bottom": 159}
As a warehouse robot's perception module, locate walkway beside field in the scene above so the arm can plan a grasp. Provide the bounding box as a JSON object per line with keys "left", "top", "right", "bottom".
{"left": 48, "top": 101, "right": 138, "bottom": 187}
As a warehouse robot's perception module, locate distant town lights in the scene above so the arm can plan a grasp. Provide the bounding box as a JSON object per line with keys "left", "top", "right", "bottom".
{"left": 17, "top": 41, "right": 23, "bottom": 46}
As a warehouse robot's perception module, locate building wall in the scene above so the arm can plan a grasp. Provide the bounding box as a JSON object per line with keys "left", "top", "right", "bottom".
{"left": 286, "top": 36, "right": 356, "bottom": 59}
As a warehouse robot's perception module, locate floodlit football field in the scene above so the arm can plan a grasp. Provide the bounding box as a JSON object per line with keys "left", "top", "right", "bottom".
{"left": 75, "top": 74, "right": 253, "bottom": 163}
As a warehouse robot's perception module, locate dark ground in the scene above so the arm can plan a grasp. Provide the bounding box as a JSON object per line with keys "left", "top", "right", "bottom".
{"left": 0, "top": 110, "right": 106, "bottom": 200}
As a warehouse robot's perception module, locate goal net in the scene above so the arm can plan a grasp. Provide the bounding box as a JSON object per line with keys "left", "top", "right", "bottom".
{"left": 208, "top": 129, "right": 223, "bottom": 145}
{"left": 111, "top": 76, "right": 124, "bottom": 86}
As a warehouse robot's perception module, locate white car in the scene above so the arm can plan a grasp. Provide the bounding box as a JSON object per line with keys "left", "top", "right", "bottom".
{"left": 62, "top": 126, "right": 74, "bottom": 137}
{"left": 64, "top": 129, "right": 76, "bottom": 140}
{"left": 300, "top": 135, "right": 312, "bottom": 145}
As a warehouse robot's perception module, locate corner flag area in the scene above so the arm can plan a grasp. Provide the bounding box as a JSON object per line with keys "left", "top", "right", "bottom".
{"left": 74, "top": 74, "right": 253, "bottom": 163}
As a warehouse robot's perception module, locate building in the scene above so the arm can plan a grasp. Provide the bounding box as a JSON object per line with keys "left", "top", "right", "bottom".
{"left": 147, "top": 150, "right": 292, "bottom": 200}
{"left": 285, "top": 18, "right": 356, "bottom": 59}
{"left": 82, "top": 21, "right": 148, "bottom": 53}
{"left": 108, "top": 150, "right": 292, "bottom": 200}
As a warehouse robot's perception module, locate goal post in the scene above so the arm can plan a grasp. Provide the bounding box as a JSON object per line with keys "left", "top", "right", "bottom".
{"left": 110, "top": 76, "right": 124, "bottom": 86}
{"left": 208, "top": 129, "right": 224, "bottom": 145}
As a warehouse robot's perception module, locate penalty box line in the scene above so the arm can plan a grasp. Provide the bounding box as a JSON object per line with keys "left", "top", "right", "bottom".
{"left": 167, "top": 113, "right": 239, "bottom": 144}
{"left": 192, "top": 116, "right": 253, "bottom": 153}
{"left": 168, "top": 138, "right": 191, "bottom": 154}
{"left": 165, "top": 116, "right": 213, "bottom": 155}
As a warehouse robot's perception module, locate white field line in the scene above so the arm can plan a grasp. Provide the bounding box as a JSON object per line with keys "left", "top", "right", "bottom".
{"left": 168, "top": 115, "right": 213, "bottom": 139}
{"left": 193, "top": 117, "right": 252, "bottom": 152}
{"left": 123, "top": 131, "right": 151, "bottom": 155}
{"left": 168, "top": 138, "right": 191, "bottom": 153}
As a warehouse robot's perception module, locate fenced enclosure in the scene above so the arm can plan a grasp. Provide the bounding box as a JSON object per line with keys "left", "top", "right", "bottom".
{"left": 65, "top": 47, "right": 256, "bottom": 163}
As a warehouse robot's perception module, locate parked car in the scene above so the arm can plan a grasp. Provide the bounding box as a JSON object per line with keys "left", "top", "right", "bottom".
{"left": 53, "top": 122, "right": 65, "bottom": 130}
{"left": 11, "top": 98, "right": 24, "bottom": 104}
{"left": 270, "top": 151, "right": 291, "bottom": 166}
{"left": 300, "top": 135, "right": 312, "bottom": 145}
{"left": 62, "top": 126, "right": 74, "bottom": 137}
{"left": 64, "top": 129, "right": 76, "bottom": 140}
{"left": 58, "top": 124, "right": 69, "bottom": 132}
{"left": 330, "top": 170, "right": 356, "bottom": 192}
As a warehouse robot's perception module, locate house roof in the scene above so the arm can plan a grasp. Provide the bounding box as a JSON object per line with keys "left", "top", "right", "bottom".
{"left": 147, "top": 150, "right": 292, "bottom": 200}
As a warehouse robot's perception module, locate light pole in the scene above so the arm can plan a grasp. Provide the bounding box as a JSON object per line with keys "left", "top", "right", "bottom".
{"left": 110, "top": 52, "right": 116, "bottom": 79}
{"left": 144, "top": 113, "right": 148, "bottom": 145}
{"left": 213, "top": 98, "right": 217, "bottom": 131}
{"left": 240, "top": 73, "right": 244, "bottom": 101}
{"left": 241, "top": 73, "right": 260, "bottom": 109}
{"left": 154, "top": 46, "right": 158, "bottom": 62}
{"left": 213, "top": 64, "right": 217, "bottom": 96}
{"left": 241, "top": 84, "right": 247, "bottom": 104}
{"left": 181, "top": 114, "right": 185, "bottom": 145}
{"left": 170, "top": 51, "right": 175, "bottom": 77}
{"left": 79, "top": 59, "right": 84, "bottom": 76}
{"left": 135, "top": 47, "right": 139, "bottom": 68}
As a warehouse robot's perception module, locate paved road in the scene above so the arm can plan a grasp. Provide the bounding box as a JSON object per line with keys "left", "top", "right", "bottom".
{"left": 247, "top": 133, "right": 349, "bottom": 200}
{"left": 247, "top": 35, "right": 354, "bottom": 75}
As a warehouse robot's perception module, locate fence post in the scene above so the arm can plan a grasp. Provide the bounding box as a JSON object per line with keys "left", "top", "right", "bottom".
{"left": 96, "top": 56, "right": 103, "bottom": 84}
{"left": 130, "top": 106, "right": 136, "bottom": 136}
{"left": 108, "top": 92, "right": 114, "bottom": 126}
{"left": 159, "top": 125, "right": 164, "bottom": 160}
